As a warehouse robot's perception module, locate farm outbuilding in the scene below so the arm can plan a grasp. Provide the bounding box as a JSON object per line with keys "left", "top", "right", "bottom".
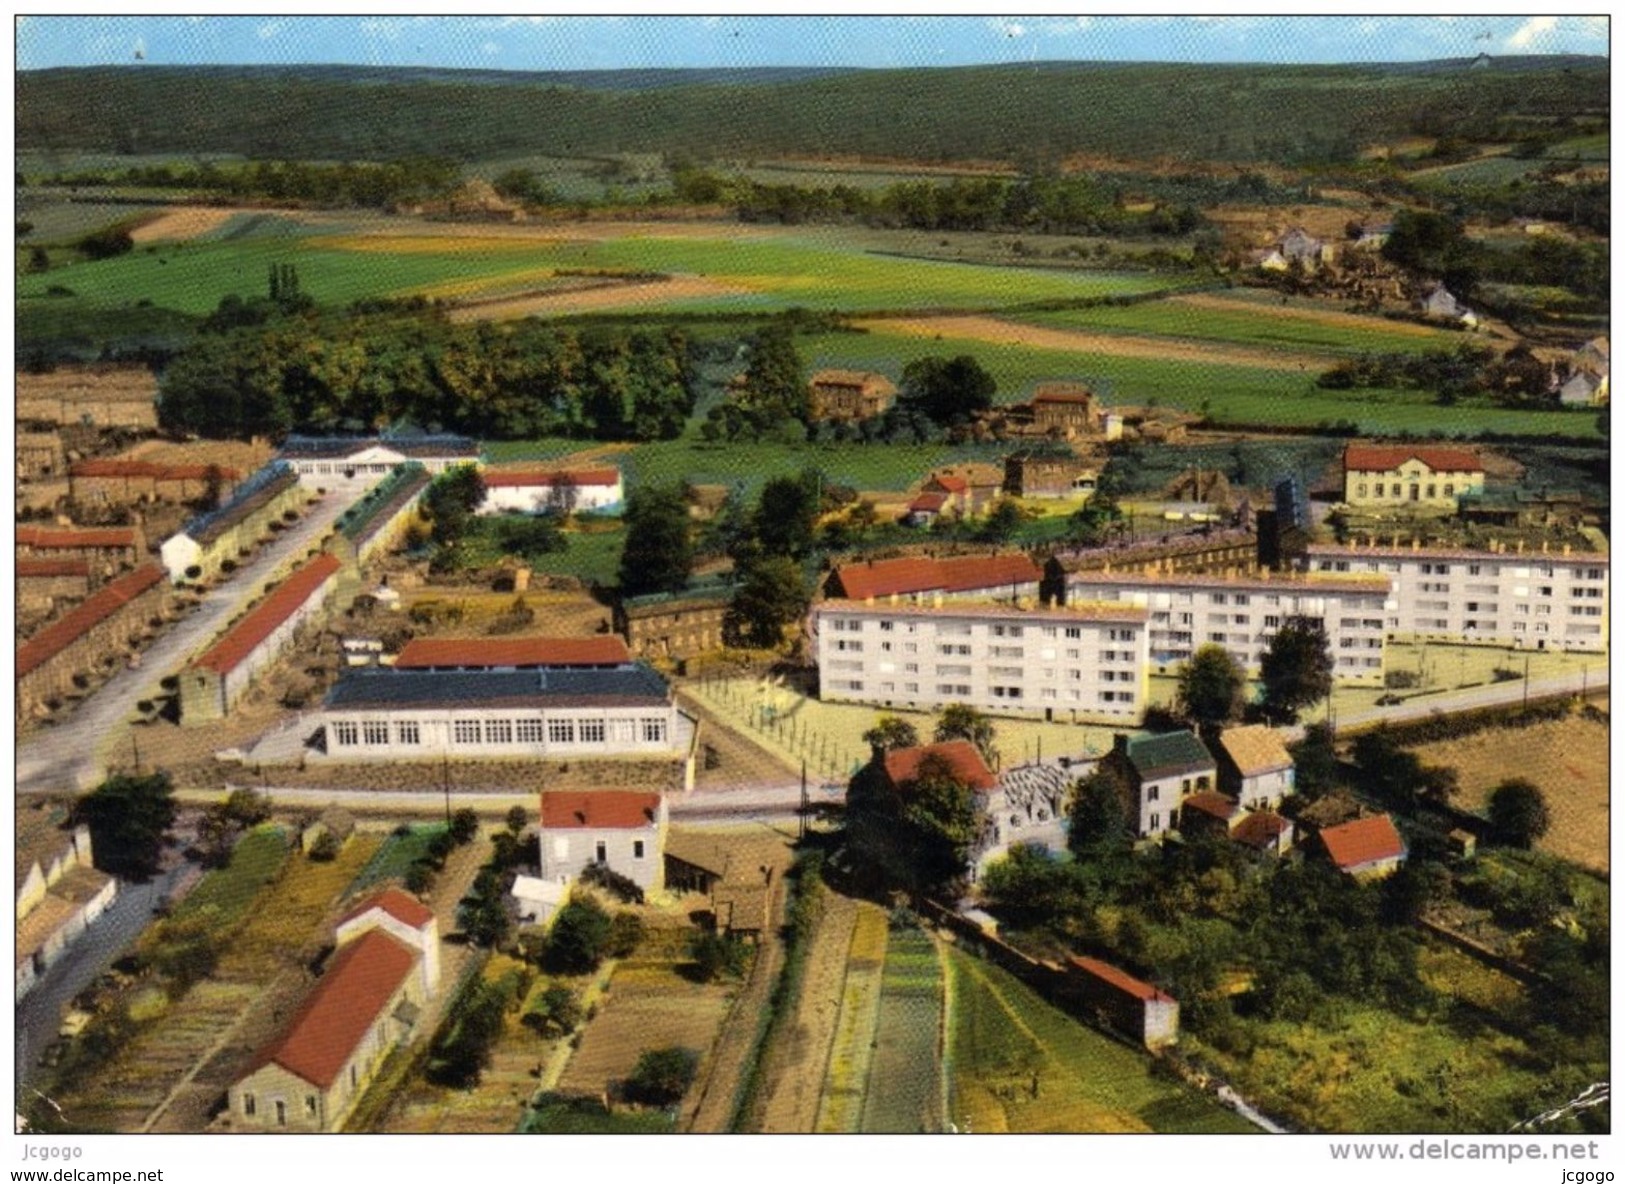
{"left": 16, "top": 523, "right": 146, "bottom": 579}
{"left": 15, "top": 364, "right": 159, "bottom": 429}
{"left": 1063, "top": 955, "right": 1179, "bottom": 1050}
{"left": 69, "top": 458, "right": 243, "bottom": 508}
{"left": 16, "top": 807, "right": 117, "bottom": 1001}
{"left": 538, "top": 790, "right": 668, "bottom": 893}
{"left": 160, "top": 462, "right": 306, "bottom": 583}
{"left": 16, "top": 564, "right": 168, "bottom": 723}
{"left": 479, "top": 467, "right": 624, "bottom": 516}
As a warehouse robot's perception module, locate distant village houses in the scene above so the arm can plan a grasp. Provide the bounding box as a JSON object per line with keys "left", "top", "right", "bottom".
{"left": 807, "top": 369, "right": 897, "bottom": 422}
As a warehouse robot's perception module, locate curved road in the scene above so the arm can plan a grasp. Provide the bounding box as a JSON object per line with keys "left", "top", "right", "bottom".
{"left": 16, "top": 488, "right": 356, "bottom": 796}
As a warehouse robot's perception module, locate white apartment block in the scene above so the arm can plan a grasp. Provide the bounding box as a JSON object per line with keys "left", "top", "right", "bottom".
{"left": 814, "top": 598, "right": 1151, "bottom": 724}
{"left": 1061, "top": 570, "right": 1393, "bottom": 686}
{"left": 1304, "top": 542, "right": 1609, "bottom": 653}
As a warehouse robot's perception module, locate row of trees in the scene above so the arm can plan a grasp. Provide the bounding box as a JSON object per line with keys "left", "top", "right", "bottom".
{"left": 1174, "top": 618, "right": 1336, "bottom": 732}
{"left": 1318, "top": 342, "right": 1564, "bottom": 411}
{"left": 47, "top": 156, "right": 463, "bottom": 210}
{"left": 1382, "top": 207, "right": 1608, "bottom": 300}
{"left": 159, "top": 310, "right": 697, "bottom": 442}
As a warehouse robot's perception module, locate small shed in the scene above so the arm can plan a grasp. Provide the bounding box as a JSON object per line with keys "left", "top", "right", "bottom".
{"left": 300, "top": 808, "right": 357, "bottom": 857}
{"left": 511, "top": 875, "right": 569, "bottom": 926}
{"left": 1446, "top": 828, "right": 1478, "bottom": 861}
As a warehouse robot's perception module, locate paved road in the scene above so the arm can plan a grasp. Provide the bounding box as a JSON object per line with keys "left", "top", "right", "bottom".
{"left": 1287, "top": 665, "right": 1609, "bottom": 740}
{"left": 16, "top": 488, "right": 358, "bottom": 796}
{"left": 15, "top": 862, "right": 194, "bottom": 1094}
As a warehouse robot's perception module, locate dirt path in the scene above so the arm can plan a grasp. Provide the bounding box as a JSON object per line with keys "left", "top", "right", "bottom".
{"left": 863, "top": 314, "right": 1338, "bottom": 373}
{"left": 445, "top": 275, "right": 744, "bottom": 322}
{"left": 127, "top": 207, "right": 242, "bottom": 242}
{"left": 752, "top": 889, "right": 859, "bottom": 1133}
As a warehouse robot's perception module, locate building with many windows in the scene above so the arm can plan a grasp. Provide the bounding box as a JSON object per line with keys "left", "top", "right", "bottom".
{"left": 1058, "top": 570, "right": 1393, "bottom": 685}
{"left": 1101, "top": 730, "right": 1217, "bottom": 839}
{"left": 538, "top": 791, "right": 668, "bottom": 893}
{"left": 1341, "top": 444, "right": 1485, "bottom": 510}
{"left": 314, "top": 665, "right": 692, "bottom": 762}
{"left": 813, "top": 598, "right": 1151, "bottom": 723}
{"left": 1303, "top": 541, "right": 1607, "bottom": 653}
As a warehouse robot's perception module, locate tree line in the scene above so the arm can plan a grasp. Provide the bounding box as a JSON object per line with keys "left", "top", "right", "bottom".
{"left": 158, "top": 307, "right": 697, "bottom": 441}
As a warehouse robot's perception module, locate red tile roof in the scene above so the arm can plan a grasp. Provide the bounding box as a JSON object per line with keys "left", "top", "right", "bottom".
{"left": 882, "top": 740, "right": 997, "bottom": 793}
{"left": 483, "top": 468, "right": 620, "bottom": 488}
{"left": 394, "top": 635, "right": 630, "bottom": 670}
{"left": 926, "top": 474, "right": 969, "bottom": 494}
{"left": 250, "top": 928, "right": 417, "bottom": 1089}
{"left": 1232, "top": 811, "right": 1292, "bottom": 850}
{"left": 1069, "top": 955, "right": 1172, "bottom": 1003}
{"left": 1320, "top": 814, "right": 1407, "bottom": 871}
{"left": 1343, "top": 445, "right": 1482, "bottom": 474}
{"left": 16, "top": 525, "right": 139, "bottom": 550}
{"left": 1182, "top": 791, "right": 1239, "bottom": 822}
{"left": 908, "top": 491, "right": 949, "bottom": 514}
{"left": 192, "top": 553, "right": 341, "bottom": 676}
{"left": 339, "top": 886, "right": 435, "bottom": 931}
{"left": 17, "top": 558, "right": 91, "bottom": 579}
{"left": 1033, "top": 389, "right": 1095, "bottom": 405}
{"left": 17, "top": 564, "right": 165, "bottom": 679}
{"left": 831, "top": 553, "right": 1041, "bottom": 600}
{"left": 70, "top": 459, "right": 241, "bottom": 481}
{"left": 540, "top": 791, "right": 663, "bottom": 830}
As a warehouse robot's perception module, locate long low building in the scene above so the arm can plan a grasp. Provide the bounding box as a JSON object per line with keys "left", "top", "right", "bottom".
{"left": 16, "top": 523, "right": 146, "bottom": 577}
{"left": 278, "top": 433, "right": 480, "bottom": 485}
{"left": 1042, "top": 528, "right": 1259, "bottom": 603}
{"left": 160, "top": 462, "right": 307, "bottom": 583}
{"left": 16, "top": 809, "right": 117, "bottom": 1001}
{"left": 314, "top": 664, "right": 693, "bottom": 761}
{"left": 327, "top": 463, "right": 432, "bottom": 571}
{"left": 182, "top": 553, "right": 344, "bottom": 723}
{"left": 18, "top": 557, "right": 93, "bottom": 616}
{"left": 17, "top": 564, "right": 169, "bottom": 722}
{"left": 69, "top": 458, "right": 244, "bottom": 507}
{"left": 1060, "top": 569, "right": 1392, "bottom": 685}
{"left": 479, "top": 467, "right": 624, "bottom": 515}
{"left": 814, "top": 598, "right": 1151, "bottom": 723}
{"left": 1303, "top": 541, "right": 1607, "bottom": 653}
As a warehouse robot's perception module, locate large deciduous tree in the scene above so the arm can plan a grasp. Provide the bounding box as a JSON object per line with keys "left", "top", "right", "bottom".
{"left": 725, "top": 554, "right": 809, "bottom": 649}
{"left": 1488, "top": 778, "right": 1551, "bottom": 849}
{"left": 1067, "top": 765, "right": 1133, "bottom": 855}
{"left": 900, "top": 354, "right": 996, "bottom": 426}
{"left": 1259, "top": 616, "right": 1334, "bottom": 724}
{"left": 862, "top": 715, "right": 920, "bottom": 753}
{"left": 422, "top": 463, "right": 486, "bottom": 548}
{"left": 933, "top": 702, "right": 996, "bottom": 764}
{"left": 618, "top": 483, "right": 694, "bottom": 598}
{"left": 1176, "top": 644, "right": 1246, "bottom": 733}
{"left": 73, "top": 771, "right": 178, "bottom": 881}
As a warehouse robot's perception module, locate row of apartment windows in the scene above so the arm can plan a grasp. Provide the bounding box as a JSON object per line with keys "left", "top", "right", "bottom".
{"left": 1319, "top": 559, "right": 1604, "bottom": 581}
{"left": 330, "top": 716, "right": 666, "bottom": 747}
{"left": 1356, "top": 482, "right": 1458, "bottom": 498}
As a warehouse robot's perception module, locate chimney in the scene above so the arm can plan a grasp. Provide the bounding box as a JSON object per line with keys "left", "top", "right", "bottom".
{"left": 1564, "top": 544, "right": 1572, "bottom": 556}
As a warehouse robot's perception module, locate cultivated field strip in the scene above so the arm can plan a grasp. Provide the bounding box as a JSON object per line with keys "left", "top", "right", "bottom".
{"left": 860, "top": 926, "right": 945, "bottom": 1133}
{"left": 814, "top": 901, "right": 890, "bottom": 1132}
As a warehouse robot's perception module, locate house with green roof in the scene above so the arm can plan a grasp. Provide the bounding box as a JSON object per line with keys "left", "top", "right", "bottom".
{"left": 1103, "top": 730, "right": 1216, "bottom": 839}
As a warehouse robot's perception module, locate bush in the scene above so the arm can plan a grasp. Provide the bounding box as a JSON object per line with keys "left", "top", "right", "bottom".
{"left": 1490, "top": 666, "right": 1523, "bottom": 683}
{"left": 404, "top": 860, "right": 435, "bottom": 895}
{"left": 621, "top": 1047, "right": 699, "bottom": 1108}
{"left": 522, "top": 984, "right": 583, "bottom": 1038}
{"left": 449, "top": 808, "right": 480, "bottom": 846}
{"left": 545, "top": 897, "right": 613, "bottom": 974}
{"left": 607, "top": 911, "right": 645, "bottom": 958}
{"left": 688, "top": 931, "right": 748, "bottom": 981}
{"left": 580, "top": 861, "right": 644, "bottom": 905}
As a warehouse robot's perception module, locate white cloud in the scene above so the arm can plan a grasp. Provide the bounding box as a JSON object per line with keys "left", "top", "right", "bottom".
{"left": 481, "top": 40, "right": 501, "bottom": 56}
{"left": 1505, "top": 16, "right": 1557, "bottom": 50}
{"left": 988, "top": 18, "right": 1025, "bottom": 39}
{"left": 256, "top": 20, "right": 283, "bottom": 41}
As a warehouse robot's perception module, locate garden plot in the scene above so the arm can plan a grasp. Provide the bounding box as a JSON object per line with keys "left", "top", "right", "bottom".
{"left": 815, "top": 902, "right": 890, "bottom": 1132}
{"left": 860, "top": 926, "right": 944, "bottom": 1133}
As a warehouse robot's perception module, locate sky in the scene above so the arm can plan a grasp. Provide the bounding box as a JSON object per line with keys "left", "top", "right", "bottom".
{"left": 13, "top": 15, "right": 1611, "bottom": 73}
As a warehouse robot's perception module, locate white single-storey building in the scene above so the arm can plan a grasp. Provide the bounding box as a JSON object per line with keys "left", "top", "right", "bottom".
{"left": 538, "top": 790, "right": 668, "bottom": 893}
{"left": 277, "top": 433, "right": 480, "bottom": 486}
{"left": 479, "top": 467, "right": 624, "bottom": 515}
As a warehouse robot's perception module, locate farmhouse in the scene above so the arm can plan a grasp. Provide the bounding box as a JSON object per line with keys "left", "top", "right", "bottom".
{"left": 181, "top": 553, "right": 343, "bottom": 723}
{"left": 16, "top": 523, "right": 146, "bottom": 578}
{"left": 1027, "top": 383, "right": 1103, "bottom": 439}
{"left": 807, "top": 369, "right": 898, "bottom": 422}
{"left": 277, "top": 433, "right": 480, "bottom": 485}
{"left": 1276, "top": 226, "right": 1333, "bottom": 270}
{"left": 314, "top": 664, "right": 692, "bottom": 763}
{"left": 1215, "top": 725, "right": 1295, "bottom": 810}
{"left": 1102, "top": 730, "right": 1216, "bottom": 840}
{"left": 539, "top": 791, "right": 668, "bottom": 893}
{"left": 1231, "top": 810, "right": 1295, "bottom": 856}
{"left": 1058, "top": 569, "right": 1392, "bottom": 685}
{"left": 393, "top": 635, "right": 631, "bottom": 671}
{"left": 230, "top": 888, "right": 438, "bottom": 1132}
{"left": 881, "top": 739, "right": 999, "bottom": 794}
{"left": 977, "top": 760, "right": 1072, "bottom": 873}
{"left": 17, "top": 431, "right": 65, "bottom": 481}
{"left": 16, "top": 807, "right": 117, "bottom": 1001}
{"left": 615, "top": 582, "right": 733, "bottom": 663}
{"left": 1303, "top": 540, "right": 1608, "bottom": 653}
{"left": 1558, "top": 370, "right": 1606, "bottom": 407}
{"left": 814, "top": 598, "right": 1150, "bottom": 723}
{"left": 16, "top": 364, "right": 159, "bottom": 429}
{"left": 1317, "top": 813, "right": 1407, "bottom": 881}
{"left": 904, "top": 489, "right": 952, "bottom": 526}
{"left": 1062, "top": 955, "right": 1179, "bottom": 1050}
{"left": 68, "top": 458, "right": 243, "bottom": 508}
{"left": 825, "top": 552, "right": 1042, "bottom": 604}
{"left": 1003, "top": 451, "right": 1099, "bottom": 500}
{"left": 1341, "top": 443, "right": 1485, "bottom": 509}
{"left": 479, "top": 467, "right": 624, "bottom": 515}
{"left": 16, "top": 564, "right": 168, "bottom": 723}
{"left": 160, "top": 463, "right": 306, "bottom": 583}
{"left": 1420, "top": 285, "right": 1478, "bottom": 328}
{"left": 1042, "top": 528, "right": 1260, "bottom": 602}
{"left": 18, "top": 557, "right": 93, "bottom": 617}
{"left": 326, "top": 464, "right": 432, "bottom": 571}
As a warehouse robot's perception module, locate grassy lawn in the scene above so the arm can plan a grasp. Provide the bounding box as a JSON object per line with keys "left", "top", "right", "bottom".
{"left": 861, "top": 927, "right": 944, "bottom": 1132}
{"left": 168, "top": 825, "right": 290, "bottom": 928}
{"left": 521, "top": 1102, "right": 675, "bottom": 1133}
{"left": 945, "top": 946, "right": 1252, "bottom": 1134}
{"left": 1022, "top": 298, "right": 1458, "bottom": 356}
{"left": 796, "top": 326, "right": 1600, "bottom": 440}
{"left": 349, "top": 823, "right": 448, "bottom": 893}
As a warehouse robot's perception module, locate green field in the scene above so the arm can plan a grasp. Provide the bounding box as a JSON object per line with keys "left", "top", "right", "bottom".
{"left": 14, "top": 227, "right": 1181, "bottom": 319}
{"left": 348, "top": 823, "right": 448, "bottom": 893}
{"left": 168, "top": 825, "right": 290, "bottom": 928}
{"left": 1023, "top": 296, "right": 1458, "bottom": 356}
{"left": 860, "top": 928, "right": 944, "bottom": 1133}
{"left": 945, "top": 946, "right": 1253, "bottom": 1134}
{"left": 797, "top": 326, "right": 1603, "bottom": 440}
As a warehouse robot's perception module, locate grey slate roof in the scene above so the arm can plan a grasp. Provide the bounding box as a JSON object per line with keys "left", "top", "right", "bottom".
{"left": 1123, "top": 731, "right": 1215, "bottom": 780}
{"left": 324, "top": 664, "right": 670, "bottom": 711}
